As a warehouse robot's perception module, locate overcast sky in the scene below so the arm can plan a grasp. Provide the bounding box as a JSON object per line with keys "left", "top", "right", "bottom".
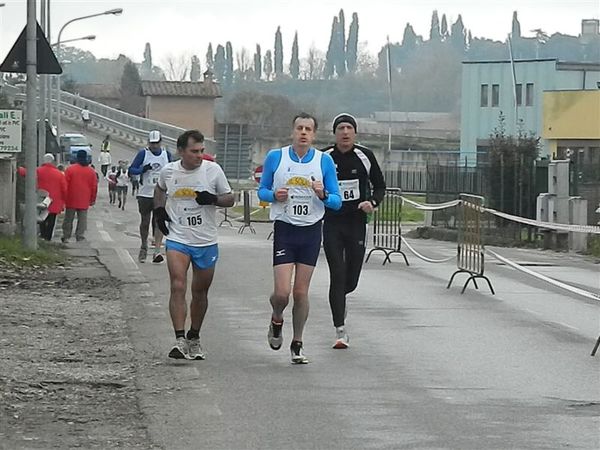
{"left": 1, "top": 0, "right": 598, "bottom": 67}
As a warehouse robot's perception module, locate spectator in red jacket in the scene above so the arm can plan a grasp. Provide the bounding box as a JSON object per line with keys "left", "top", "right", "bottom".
{"left": 37, "top": 154, "right": 67, "bottom": 241}
{"left": 62, "top": 150, "right": 98, "bottom": 243}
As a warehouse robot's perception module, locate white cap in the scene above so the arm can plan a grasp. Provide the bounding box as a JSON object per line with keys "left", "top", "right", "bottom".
{"left": 43, "top": 153, "right": 55, "bottom": 163}
{"left": 148, "top": 130, "right": 162, "bottom": 143}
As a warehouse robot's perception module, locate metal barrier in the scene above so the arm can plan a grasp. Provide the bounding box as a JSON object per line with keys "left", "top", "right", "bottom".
{"left": 365, "top": 188, "right": 409, "bottom": 266}
{"left": 447, "top": 194, "right": 495, "bottom": 294}
{"left": 219, "top": 208, "right": 232, "bottom": 227}
{"left": 238, "top": 191, "right": 255, "bottom": 234}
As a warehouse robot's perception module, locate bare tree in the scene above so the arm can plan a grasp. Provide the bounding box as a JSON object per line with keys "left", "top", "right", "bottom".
{"left": 162, "top": 52, "right": 190, "bottom": 81}
{"left": 356, "top": 41, "right": 377, "bottom": 76}
{"left": 236, "top": 48, "right": 251, "bottom": 73}
{"left": 306, "top": 45, "right": 325, "bottom": 80}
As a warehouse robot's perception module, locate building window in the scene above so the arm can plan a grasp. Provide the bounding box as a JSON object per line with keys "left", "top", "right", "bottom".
{"left": 492, "top": 84, "right": 500, "bottom": 107}
{"left": 516, "top": 84, "right": 522, "bottom": 106}
{"left": 480, "top": 84, "right": 489, "bottom": 107}
{"left": 526, "top": 83, "right": 534, "bottom": 106}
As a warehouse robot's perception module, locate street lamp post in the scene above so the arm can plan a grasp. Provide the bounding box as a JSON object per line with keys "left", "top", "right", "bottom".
{"left": 55, "top": 8, "right": 122, "bottom": 137}
{"left": 51, "top": 35, "right": 96, "bottom": 47}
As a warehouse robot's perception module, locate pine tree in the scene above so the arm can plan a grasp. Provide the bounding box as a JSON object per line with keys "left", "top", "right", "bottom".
{"left": 402, "top": 23, "right": 418, "bottom": 52}
{"left": 274, "top": 26, "right": 283, "bottom": 76}
{"left": 214, "top": 44, "right": 226, "bottom": 83}
{"left": 254, "top": 44, "right": 262, "bottom": 81}
{"left": 264, "top": 50, "right": 273, "bottom": 81}
{"left": 441, "top": 14, "right": 448, "bottom": 40}
{"left": 337, "top": 9, "right": 346, "bottom": 77}
{"left": 430, "top": 10, "right": 441, "bottom": 41}
{"left": 511, "top": 11, "right": 521, "bottom": 38}
{"left": 225, "top": 41, "right": 234, "bottom": 87}
{"left": 346, "top": 12, "right": 359, "bottom": 73}
{"left": 450, "top": 15, "right": 466, "bottom": 52}
{"left": 290, "top": 32, "right": 300, "bottom": 79}
{"left": 120, "top": 60, "right": 143, "bottom": 115}
{"left": 206, "top": 43, "right": 214, "bottom": 71}
{"left": 324, "top": 17, "right": 338, "bottom": 79}
{"left": 141, "top": 43, "right": 152, "bottom": 79}
{"left": 190, "top": 55, "right": 201, "bottom": 81}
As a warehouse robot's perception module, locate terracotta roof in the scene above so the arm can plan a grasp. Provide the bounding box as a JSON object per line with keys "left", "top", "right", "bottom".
{"left": 140, "top": 81, "right": 222, "bottom": 98}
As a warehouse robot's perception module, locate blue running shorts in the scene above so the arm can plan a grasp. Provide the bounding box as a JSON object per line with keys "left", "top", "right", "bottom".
{"left": 165, "top": 240, "right": 219, "bottom": 270}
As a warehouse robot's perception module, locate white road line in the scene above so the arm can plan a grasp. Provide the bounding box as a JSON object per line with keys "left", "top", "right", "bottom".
{"left": 115, "top": 247, "right": 139, "bottom": 270}
{"left": 551, "top": 321, "right": 579, "bottom": 331}
{"left": 96, "top": 221, "right": 104, "bottom": 229}
{"left": 99, "top": 230, "right": 113, "bottom": 242}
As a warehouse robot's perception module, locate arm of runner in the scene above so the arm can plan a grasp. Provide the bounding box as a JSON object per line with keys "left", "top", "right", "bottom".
{"left": 127, "top": 150, "right": 146, "bottom": 176}
{"left": 213, "top": 165, "right": 235, "bottom": 207}
{"left": 367, "top": 151, "right": 386, "bottom": 206}
{"left": 154, "top": 169, "right": 168, "bottom": 209}
{"left": 321, "top": 153, "right": 342, "bottom": 210}
{"left": 257, "top": 149, "right": 282, "bottom": 203}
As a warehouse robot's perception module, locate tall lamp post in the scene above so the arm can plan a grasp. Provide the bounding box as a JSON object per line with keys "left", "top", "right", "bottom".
{"left": 51, "top": 35, "right": 96, "bottom": 47}
{"left": 55, "top": 8, "right": 122, "bottom": 137}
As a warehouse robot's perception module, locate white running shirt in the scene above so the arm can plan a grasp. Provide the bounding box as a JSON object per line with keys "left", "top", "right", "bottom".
{"left": 269, "top": 146, "right": 325, "bottom": 226}
{"left": 138, "top": 148, "right": 170, "bottom": 198}
{"left": 158, "top": 160, "right": 231, "bottom": 247}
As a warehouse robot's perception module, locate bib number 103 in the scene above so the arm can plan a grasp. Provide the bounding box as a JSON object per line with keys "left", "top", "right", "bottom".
{"left": 292, "top": 205, "right": 309, "bottom": 216}
{"left": 186, "top": 214, "right": 203, "bottom": 226}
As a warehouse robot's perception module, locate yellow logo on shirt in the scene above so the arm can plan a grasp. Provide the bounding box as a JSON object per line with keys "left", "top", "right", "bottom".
{"left": 173, "top": 187, "right": 196, "bottom": 198}
{"left": 286, "top": 176, "right": 311, "bottom": 187}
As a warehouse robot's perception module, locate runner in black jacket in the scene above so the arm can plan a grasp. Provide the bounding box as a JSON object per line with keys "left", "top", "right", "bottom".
{"left": 322, "top": 113, "right": 386, "bottom": 349}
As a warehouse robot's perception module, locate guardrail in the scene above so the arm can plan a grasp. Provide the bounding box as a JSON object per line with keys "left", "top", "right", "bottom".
{"left": 3, "top": 81, "right": 216, "bottom": 153}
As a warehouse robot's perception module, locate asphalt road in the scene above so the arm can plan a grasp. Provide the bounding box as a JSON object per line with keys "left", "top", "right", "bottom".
{"left": 72, "top": 127, "right": 599, "bottom": 449}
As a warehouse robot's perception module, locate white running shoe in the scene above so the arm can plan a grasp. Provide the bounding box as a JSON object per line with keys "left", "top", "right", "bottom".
{"left": 333, "top": 327, "right": 349, "bottom": 349}
{"left": 187, "top": 338, "right": 205, "bottom": 360}
{"left": 168, "top": 337, "right": 188, "bottom": 359}
{"left": 268, "top": 320, "right": 283, "bottom": 350}
{"left": 290, "top": 341, "right": 309, "bottom": 364}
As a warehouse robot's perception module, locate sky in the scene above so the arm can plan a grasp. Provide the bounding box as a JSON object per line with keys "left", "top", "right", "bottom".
{"left": 0, "top": 0, "right": 598, "bottom": 67}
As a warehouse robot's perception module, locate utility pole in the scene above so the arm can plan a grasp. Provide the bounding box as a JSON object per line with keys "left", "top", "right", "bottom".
{"left": 38, "top": 0, "right": 47, "bottom": 164}
{"left": 25, "top": 0, "right": 38, "bottom": 249}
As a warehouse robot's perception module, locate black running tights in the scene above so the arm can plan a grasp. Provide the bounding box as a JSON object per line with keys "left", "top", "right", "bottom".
{"left": 323, "top": 218, "right": 366, "bottom": 327}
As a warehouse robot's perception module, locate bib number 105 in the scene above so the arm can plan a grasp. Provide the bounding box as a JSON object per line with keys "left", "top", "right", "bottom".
{"left": 292, "top": 205, "right": 309, "bottom": 216}
{"left": 186, "top": 214, "right": 203, "bottom": 226}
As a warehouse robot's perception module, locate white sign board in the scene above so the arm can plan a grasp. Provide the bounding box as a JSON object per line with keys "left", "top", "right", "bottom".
{"left": 0, "top": 109, "right": 22, "bottom": 153}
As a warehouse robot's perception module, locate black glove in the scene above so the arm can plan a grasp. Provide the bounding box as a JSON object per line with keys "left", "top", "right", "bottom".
{"left": 142, "top": 163, "right": 152, "bottom": 173}
{"left": 195, "top": 191, "right": 218, "bottom": 206}
{"left": 154, "top": 207, "right": 171, "bottom": 236}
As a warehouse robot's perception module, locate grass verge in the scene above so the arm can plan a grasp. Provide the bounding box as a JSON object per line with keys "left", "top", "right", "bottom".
{"left": 0, "top": 234, "right": 65, "bottom": 267}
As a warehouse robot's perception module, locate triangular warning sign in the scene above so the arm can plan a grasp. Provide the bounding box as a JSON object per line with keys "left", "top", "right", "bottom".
{"left": 0, "top": 22, "right": 62, "bottom": 74}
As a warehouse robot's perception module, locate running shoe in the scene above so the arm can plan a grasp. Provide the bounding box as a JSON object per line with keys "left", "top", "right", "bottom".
{"left": 168, "top": 337, "right": 188, "bottom": 359}
{"left": 187, "top": 338, "right": 205, "bottom": 360}
{"left": 267, "top": 319, "right": 283, "bottom": 350}
{"left": 333, "top": 326, "right": 349, "bottom": 349}
{"left": 152, "top": 253, "right": 164, "bottom": 264}
{"left": 290, "top": 341, "right": 309, "bottom": 364}
{"left": 138, "top": 247, "right": 147, "bottom": 263}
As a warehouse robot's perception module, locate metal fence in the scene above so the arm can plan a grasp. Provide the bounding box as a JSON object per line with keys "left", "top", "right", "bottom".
{"left": 365, "top": 188, "right": 409, "bottom": 266}
{"left": 447, "top": 194, "right": 495, "bottom": 294}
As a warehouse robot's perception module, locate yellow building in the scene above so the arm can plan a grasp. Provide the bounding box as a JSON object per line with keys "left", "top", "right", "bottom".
{"left": 542, "top": 90, "right": 600, "bottom": 159}
{"left": 141, "top": 73, "right": 221, "bottom": 139}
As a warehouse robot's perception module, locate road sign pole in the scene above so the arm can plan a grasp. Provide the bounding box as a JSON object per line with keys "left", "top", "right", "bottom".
{"left": 25, "top": 0, "right": 38, "bottom": 249}
{"left": 38, "top": 0, "right": 47, "bottom": 165}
